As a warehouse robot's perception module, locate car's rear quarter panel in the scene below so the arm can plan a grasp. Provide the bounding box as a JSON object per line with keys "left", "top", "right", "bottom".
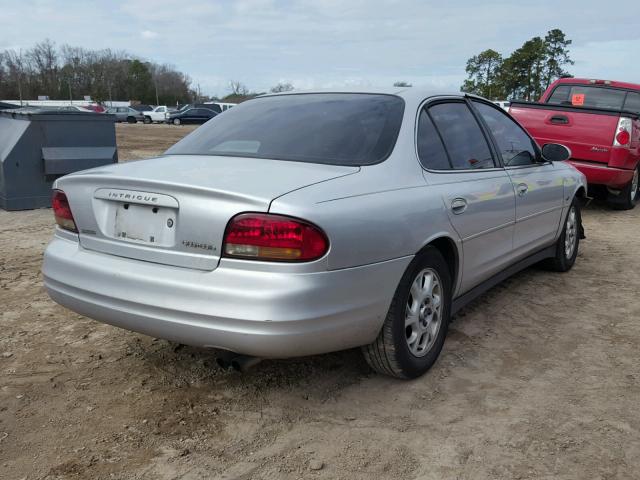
{"left": 270, "top": 162, "right": 461, "bottom": 272}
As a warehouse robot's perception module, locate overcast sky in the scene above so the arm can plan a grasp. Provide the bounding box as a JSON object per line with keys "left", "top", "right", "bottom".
{"left": 1, "top": 0, "right": 639, "bottom": 97}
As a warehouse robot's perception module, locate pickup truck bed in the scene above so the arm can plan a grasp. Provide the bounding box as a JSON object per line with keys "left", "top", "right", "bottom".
{"left": 509, "top": 78, "right": 640, "bottom": 209}
{"left": 510, "top": 101, "right": 639, "bottom": 189}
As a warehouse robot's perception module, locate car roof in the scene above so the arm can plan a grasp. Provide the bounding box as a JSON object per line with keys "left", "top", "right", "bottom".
{"left": 257, "top": 87, "right": 468, "bottom": 103}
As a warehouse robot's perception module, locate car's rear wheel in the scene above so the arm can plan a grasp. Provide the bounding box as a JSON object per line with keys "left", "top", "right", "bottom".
{"left": 126, "top": 116, "right": 137, "bottom": 124}
{"left": 362, "top": 247, "right": 451, "bottom": 379}
{"left": 544, "top": 197, "right": 581, "bottom": 272}
{"left": 143, "top": 116, "right": 152, "bottom": 124}
{"left": 609, "top": 165, "right": 638, "bottom": 210}
{"left": 173, "top": 118, "right": 181, "bottom": 125}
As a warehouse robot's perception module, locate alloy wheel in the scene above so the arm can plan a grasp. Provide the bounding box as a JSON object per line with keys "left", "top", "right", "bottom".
{"left": 564, "top": 206, "right": 577, "bottom": 259}
{"left": 405, "top": 268, "right": 442, "bottom": 357}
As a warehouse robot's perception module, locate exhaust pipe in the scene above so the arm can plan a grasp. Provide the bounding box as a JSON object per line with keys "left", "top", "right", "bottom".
{"left": 230, "top": 355, "right": 262, "bottom": 372}
{"left": 215, "top": 352, "right": 262, "bottom": 372}
{"left": 216, "top": 356, "right": 231, "bottom": 370}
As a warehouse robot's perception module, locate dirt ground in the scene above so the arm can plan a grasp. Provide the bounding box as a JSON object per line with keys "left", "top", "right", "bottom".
{"left": 1, "top": 123, "right": 639, "bottom": 479}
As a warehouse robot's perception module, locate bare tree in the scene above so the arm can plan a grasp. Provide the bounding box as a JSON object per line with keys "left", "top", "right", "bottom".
{"left": 229, "top": 80, "right": 249, "bottom": 96}
{"left": 3, "top": 49, "right": 28, "bottom": 102}
{"left": 270, "top": 82, "right": 294, "bottom": 93}
{"left": 28, "top": 39, "right": 59, "bottom": 97}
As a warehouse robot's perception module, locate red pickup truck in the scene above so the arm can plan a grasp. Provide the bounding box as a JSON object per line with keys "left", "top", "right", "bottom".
{"left": 510, "top": 78, "right": 640, "bottom": 209}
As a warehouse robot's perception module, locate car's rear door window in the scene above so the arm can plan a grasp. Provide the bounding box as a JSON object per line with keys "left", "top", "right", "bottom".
{"left": 427, "top": 102, "right": 495, "bottom": 170}
{"left": 473, "top": 101, "right": 538, "bottom": 167}
{"left": 417, "top": 109, "right": 451, "bottom": 170}
{"left": 166, "top": 94, "right": 405, "bottom": 166}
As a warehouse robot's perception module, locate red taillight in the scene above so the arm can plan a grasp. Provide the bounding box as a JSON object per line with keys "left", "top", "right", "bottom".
{"left": 223, "top": 213, "right": 329, "bottom": 262}
{"left": 52, "top": 189, "right": 77, "bottom": 232}
{"left": 616, "top": 130, "right": 630, "bottom": 146}
{"left": 614, "top": 117, "right": 632, "bottom": 147}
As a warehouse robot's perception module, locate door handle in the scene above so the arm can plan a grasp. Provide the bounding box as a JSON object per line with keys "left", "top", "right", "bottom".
{"left": 516, "top": 183, "right": 528, "bottom": 196}
{"left": 451, "top": 198, "right": 468, "bottom": 214}
{"left": 550, "top": 115, "right": 569, "bottom": 125}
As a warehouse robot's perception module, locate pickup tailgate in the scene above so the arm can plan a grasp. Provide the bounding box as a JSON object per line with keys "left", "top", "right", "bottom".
{"left": 509, "top": 102, "right": 619, "bottom": 165}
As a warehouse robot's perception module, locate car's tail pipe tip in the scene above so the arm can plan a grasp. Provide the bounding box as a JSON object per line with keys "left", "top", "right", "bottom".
{"left": 216, "top": 353, "right": 262, "bottom": 372}
{"left": 231, "top": 355, "right": 262, "bottom": 372}
{"left": 216, "top": 356, "right": 232, "bottom": 370}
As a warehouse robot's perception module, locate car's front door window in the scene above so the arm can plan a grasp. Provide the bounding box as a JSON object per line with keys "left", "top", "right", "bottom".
{"left": 472, "top": 101, "right": 538, "bottom": 167}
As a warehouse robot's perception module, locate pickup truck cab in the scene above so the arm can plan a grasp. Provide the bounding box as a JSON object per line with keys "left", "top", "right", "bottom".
{"left": 510, "top": 78, "right": 640, "bottom": 209}
{"left": 143, "top": 106, "right": 170, "bottom": 124}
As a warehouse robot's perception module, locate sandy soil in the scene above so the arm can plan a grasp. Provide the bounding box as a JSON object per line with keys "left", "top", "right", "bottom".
{"left": 1, "top": 123, "right": 639, "bottom": 479}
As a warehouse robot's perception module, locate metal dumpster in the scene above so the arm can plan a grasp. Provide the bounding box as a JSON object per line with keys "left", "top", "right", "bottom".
{"left": 0, "top": 109, "right": 117, "bottom": 210}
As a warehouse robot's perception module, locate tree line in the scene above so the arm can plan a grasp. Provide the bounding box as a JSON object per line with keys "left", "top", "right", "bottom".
{"left": 461, "top": 29, "right": 573, "bottom": 101}
{"left": 0, "top": 39, "right": 194, "bottom": 105}
{"left": 0, "top": 40, "right": 302, "bottom": 105}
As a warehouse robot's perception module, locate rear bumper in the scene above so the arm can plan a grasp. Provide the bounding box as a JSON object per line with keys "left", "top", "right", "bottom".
{"left": 42, "top": 235, "right": 410, "bottom": 358}
{"left": 568, "top": 160, "right": 634, "bottom": 189}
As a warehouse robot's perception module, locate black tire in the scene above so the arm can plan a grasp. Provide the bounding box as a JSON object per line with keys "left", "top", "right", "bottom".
{"left": 544, "top": 197, "right": 581, "bottom": 272}
{"left": 173, "top": 118, "right": 181, "bottom": 125}
{"left": 126, "top": 116, "right": 137, "bottom": 124}
{"left": 608, "top": 165, "right": 638, "bottom": 210}
{"left": 143, "top": 116, "right": 152, "bottom": 124}
{"left": 362, "top": 247, "right": 452, "bottom": 379}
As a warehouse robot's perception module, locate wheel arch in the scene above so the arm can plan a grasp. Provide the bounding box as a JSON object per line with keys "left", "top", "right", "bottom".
{"left": 417, "top": 235, "right": 460, "bottom": 292}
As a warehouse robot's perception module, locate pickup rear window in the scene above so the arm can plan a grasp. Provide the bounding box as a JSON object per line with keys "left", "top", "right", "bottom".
{"left": 547, "top": 85, "right": 640, "bottom": 113}
{"left": 624, "top": 92, "right": 640, "bottom": 115}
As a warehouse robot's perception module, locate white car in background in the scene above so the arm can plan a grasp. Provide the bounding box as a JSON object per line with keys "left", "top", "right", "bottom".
{"left": 494, "top": 100, "right": 511, "bottom": 111}
{"left": 143, "top": 106, "right": 171, "bottom": 124}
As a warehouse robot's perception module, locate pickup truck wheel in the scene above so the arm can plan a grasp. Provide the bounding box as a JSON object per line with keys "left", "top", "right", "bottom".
{"left": 143, "top": 116, "right": 152, "bottom": 124}
{"left": 544, "top": 197, "right": 581, "bottom": 272}
{"left": 362, "top": 247, "right": 451, "bottom": 379}
{"left": 610, "top": 166, "right": 639, "bottom": 210}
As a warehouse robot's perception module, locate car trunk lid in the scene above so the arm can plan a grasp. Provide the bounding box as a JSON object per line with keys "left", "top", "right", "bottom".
{"left": 57, "top": 155, "right": 358, "bottom": 270}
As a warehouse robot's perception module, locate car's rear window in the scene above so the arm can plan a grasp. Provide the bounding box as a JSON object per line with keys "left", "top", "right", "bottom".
{"left": 165, "top": 93, "right": 405, "bottom": 166}
{"left": 547, "top": 85, "right": 627, "bottom": 110}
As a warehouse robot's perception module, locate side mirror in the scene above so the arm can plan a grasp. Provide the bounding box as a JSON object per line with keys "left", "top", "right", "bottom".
{"left": 541, "top": 143, "right": 571, "bottom": 162}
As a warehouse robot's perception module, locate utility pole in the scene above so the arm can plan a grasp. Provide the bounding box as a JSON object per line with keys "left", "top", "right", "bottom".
{"left": 154, "top": 80, "right": 159, "bottom": 106}
{"left": 18, "top": 76, "right": 23, "bottom": 106}
{"left": 18, "top": 48, "right": 23, "bottom": 106}
{"left": 68, "top": 81, "right": 73, "bottom": 103}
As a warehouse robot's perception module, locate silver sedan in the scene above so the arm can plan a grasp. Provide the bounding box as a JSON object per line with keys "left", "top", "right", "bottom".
{"left": 42, "top": 88, "right": 587, "bottom": 378}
